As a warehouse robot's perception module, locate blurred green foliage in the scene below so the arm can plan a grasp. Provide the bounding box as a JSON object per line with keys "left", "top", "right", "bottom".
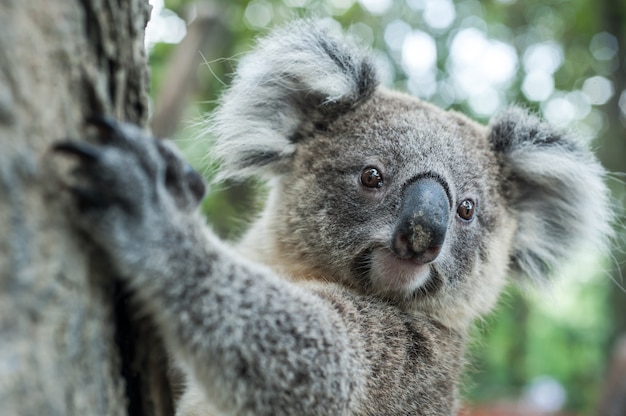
{"left": 147, "top": 0, "right": 626, "bottom": 412}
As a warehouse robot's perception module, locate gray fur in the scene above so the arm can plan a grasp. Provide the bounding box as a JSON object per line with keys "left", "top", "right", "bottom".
{"left": 55, "top": 20, "right": 611, "bottom": 416}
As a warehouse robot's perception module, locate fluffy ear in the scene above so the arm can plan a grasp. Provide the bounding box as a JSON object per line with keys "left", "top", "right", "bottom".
{"left": 210, "top": 19, "right": 378, "bottom": 180}
{"left": 489, "top": 107, "right": 612, "bottom": 282}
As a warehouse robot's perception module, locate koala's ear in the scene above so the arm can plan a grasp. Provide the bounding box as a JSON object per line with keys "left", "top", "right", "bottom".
{"left": 210, "top": 19, "right": 378, "bottom": 180}
{"left": 489, "top": 107, "right": 612, "bottom": 283}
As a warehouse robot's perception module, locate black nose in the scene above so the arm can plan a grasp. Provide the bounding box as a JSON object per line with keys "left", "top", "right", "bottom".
{"left": 392, "top": 177, "right": 450, "bottom": 264}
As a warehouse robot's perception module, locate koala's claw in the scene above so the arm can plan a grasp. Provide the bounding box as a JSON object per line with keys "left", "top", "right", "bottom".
{"left": 53, "top": 140, "right": 121, "bottom": 211}
{"left": 53, "top": 117, "right": 205, "bottom": 241}
{"left": 84, "top": 115, "right": 125, "bottom": 141}
{"left": 183, "top": 165, "right": 206, "bottom": 202}
{"left": 66, "top": 185, "right": 108, "bottom": 210}
{"left": 53, "top": 141, "right": 102, "bottom": 161}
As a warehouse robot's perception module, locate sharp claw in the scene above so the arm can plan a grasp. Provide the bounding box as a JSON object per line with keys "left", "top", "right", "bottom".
{"left": 53, "top": 141, "right": 102, "bottom": 161}
{"left": 184, "top": 166, "right": 206, "bottom": 202}
{"left": 67, "top": 185, "right": 108, "bottom": 210}
{"left": 85, "top": 115, "right": 123, "bottom": 140}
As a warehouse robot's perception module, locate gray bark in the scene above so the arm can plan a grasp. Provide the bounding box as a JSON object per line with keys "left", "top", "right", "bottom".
{"left": 0, "top": 1, "right": 171, "bottom": 414}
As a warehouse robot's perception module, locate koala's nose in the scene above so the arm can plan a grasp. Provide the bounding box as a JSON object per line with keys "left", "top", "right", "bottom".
{"left": 392, "top": 177, "right": 450, "bottom": 264}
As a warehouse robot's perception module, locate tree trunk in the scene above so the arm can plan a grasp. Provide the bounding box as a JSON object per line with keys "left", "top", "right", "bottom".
{"left": 600, "top": 0, "right": 626, "bottom": 347}
{"left": 598, "top": 1, "right": 626, "bottom": 412}
{"left": 0, "top": 1, "right": 173, "bottom": 414}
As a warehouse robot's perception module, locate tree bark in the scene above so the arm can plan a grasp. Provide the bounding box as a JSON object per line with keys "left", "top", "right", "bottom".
{"left": 0, "top": 1, "right": 172, "bottom": 414}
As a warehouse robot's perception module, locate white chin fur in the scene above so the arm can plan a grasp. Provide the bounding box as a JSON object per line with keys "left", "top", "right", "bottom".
{"left": 369, "top": 248, "right": 431, "bottom": 295}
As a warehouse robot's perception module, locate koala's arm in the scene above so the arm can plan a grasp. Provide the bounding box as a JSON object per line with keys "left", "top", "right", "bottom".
{"left": 53, "top": 119, "right": 462, "bottom": 416}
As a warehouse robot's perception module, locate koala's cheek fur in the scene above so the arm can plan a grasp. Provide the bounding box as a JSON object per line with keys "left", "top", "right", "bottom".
{"left": 270, "top": 172, "right": 380, "bottom": 285}
{"left": 417, "top": 206, "right": 516, "bottom": 327}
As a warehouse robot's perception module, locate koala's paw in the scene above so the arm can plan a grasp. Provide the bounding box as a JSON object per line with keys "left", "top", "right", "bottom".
{"left": 53, "top": 116, "right": 205, "bottom": 260}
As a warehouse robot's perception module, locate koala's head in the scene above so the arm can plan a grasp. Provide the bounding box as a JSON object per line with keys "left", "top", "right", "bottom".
{"left": 211, "top": 20, "right": 611, "bottom": 329}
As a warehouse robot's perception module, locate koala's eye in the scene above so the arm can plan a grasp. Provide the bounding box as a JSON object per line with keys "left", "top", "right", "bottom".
{"left": 361, "top": 167, "right": 384, "bottom": 189}
{"left": 457, "top": 199, "right": 475, "bottom": 221}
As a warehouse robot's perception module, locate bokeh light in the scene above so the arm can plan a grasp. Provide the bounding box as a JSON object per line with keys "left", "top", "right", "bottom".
{"left": 244, "top": 0, "right": 274, "bottom": 29}
{"left": 358, "top": 0, "right": 392, "bottom": 15}
{"left": 582, "top": 75, "right": 615, "bottom": 105}
{"left": 144, "top": 0, "right": 186, "bottom": 50}
{"left": 447, "top": 27, "right": 517, "bottom": 115}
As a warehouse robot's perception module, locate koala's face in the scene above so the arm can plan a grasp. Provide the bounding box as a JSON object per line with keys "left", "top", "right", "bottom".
{"left": 212, "top": 20, "right": 610, "bottom": 327}
{"left": 273, "top": 90, "right": 514, "bottom": 324}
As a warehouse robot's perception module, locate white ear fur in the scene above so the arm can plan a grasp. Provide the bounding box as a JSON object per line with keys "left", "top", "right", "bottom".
{"left": 210, "top": 19, "right": 378, "bottom": 181}
{"left": 489, "top": 107, "right": 612, "bottom": 281}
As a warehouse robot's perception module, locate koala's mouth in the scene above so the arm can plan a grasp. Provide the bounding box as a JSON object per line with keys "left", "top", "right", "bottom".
{"left": 363, "top": 247, "right": 435, "bottom": 295}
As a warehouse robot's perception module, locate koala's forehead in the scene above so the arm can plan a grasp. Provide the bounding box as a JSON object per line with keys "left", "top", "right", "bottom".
{"left": 300, "top": 88, "right": 494, "bottom": 181}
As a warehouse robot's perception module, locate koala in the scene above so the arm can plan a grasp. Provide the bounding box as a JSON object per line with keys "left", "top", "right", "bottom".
{"left": 54, "top": 20, "right": 611, "bottom": 416}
